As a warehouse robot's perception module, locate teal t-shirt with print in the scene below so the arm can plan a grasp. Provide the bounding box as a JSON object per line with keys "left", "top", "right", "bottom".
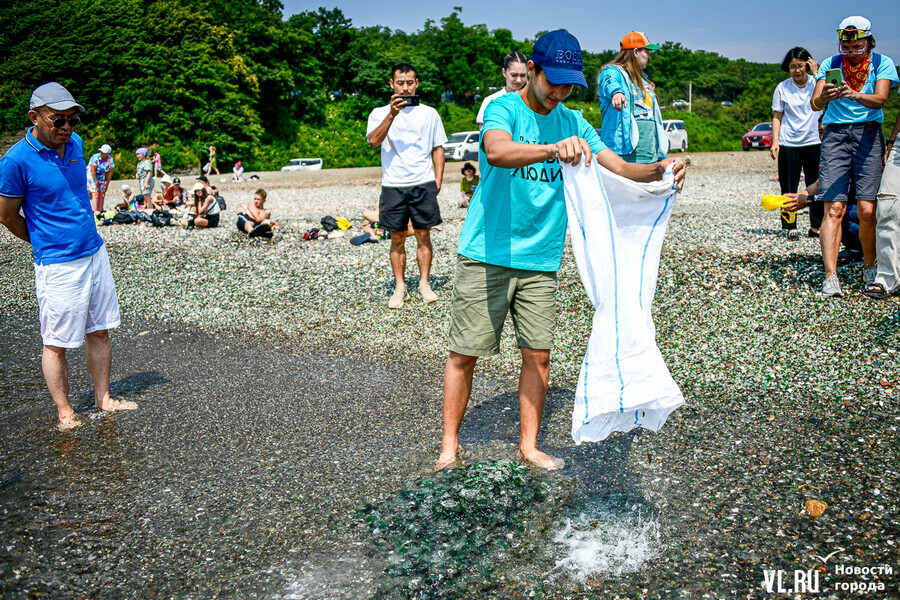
{"left": 458, "top": 92, "right": 606, "bottom": 271}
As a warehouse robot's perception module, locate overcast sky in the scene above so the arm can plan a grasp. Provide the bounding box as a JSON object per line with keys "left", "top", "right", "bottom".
{"left": 282, "top": 0, "right": 900, "bottom": 65}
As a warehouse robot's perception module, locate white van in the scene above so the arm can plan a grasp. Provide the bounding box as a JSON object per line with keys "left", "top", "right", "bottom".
{"left": 663, "top": 120, "right": 688, "bottom": 152}
{"left": 281, "top": 158, "right": 323, "bottom": 171}
{"left": 443, "top": 131, "right": 480, "bottom": 161}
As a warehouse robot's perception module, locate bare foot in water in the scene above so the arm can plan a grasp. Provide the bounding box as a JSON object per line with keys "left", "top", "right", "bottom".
{"left": 96, "top": 398, "right": 138, "bottom": 412}
{"left": 517, "top": 449, "right": 564, "bottom": 471}
{"left": 57, "top": 413, "right": 82, "bottom": 432}
{"left": 434, "top": 445, "right": 465, "bottom": 471}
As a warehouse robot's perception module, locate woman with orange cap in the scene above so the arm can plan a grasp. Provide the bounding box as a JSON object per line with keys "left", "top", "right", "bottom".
{"left": 597, "top": 31, "right": 668, "bottom": 164}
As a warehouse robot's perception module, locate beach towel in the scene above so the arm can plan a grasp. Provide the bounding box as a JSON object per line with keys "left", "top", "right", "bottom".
{"left": 561, "top": 160, "right": 684, "bottom": 444}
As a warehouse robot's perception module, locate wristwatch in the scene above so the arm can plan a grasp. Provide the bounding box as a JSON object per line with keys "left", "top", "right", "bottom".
{"left": 888, "top": 139, "right": 896, "bottom": 145}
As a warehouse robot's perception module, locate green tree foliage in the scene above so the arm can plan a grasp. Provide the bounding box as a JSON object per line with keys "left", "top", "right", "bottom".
{"left": 0, "top": 0, "right": 263, "bottom": 171}
{"left": 2, "top": 4, "right": 898, "bottom": 169}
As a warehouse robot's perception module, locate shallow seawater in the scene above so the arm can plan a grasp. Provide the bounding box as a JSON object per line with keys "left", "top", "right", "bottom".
{"left": 548, "top": 495, "right": 662, "bottom": 580}
{"left": 275, "top": 460, "right": 663, "bottom": 600}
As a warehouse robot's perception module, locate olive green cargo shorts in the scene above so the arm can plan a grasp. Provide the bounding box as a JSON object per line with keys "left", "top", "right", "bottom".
{"left": 448, "top": 255, "right": 558, "bottom": 357}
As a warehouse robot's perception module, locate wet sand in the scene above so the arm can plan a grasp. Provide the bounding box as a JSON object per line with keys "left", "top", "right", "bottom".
{"left": 1, "top": 152, "right": 898, "bottom": 598}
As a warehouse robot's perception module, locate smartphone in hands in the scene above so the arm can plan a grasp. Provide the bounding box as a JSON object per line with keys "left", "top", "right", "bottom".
{"left": 399, "top": 95, "right": 420, "bottom": 107}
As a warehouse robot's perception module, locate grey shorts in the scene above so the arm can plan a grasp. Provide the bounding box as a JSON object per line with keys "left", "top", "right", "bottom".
{"left": 448, "top": 255, "right": 558, "bottom": 357}
{"left": 818, "top": 122, "right": 885, "bottom": 203}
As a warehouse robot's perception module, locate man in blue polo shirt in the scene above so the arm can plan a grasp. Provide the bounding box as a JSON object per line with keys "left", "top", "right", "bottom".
{"left": 436, "top": 31, "right": 685, "bottom": 471}
{"left": 0, "top": 82, "right": 136, "bottom": 431}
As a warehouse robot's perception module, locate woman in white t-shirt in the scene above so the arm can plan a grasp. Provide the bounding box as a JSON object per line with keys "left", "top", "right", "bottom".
{"left": 180, "top": 183, "right": 221, "bottom": 229}
{"left": 771, "top": 46, "right": 822, "bottom": 239}
{"left": 475, "top": 51, "right": 527, "bottom": 128}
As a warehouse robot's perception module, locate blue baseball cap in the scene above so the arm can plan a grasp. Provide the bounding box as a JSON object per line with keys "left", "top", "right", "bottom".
{"left": 530, "top": 30, "right": 588, "bottom": 89}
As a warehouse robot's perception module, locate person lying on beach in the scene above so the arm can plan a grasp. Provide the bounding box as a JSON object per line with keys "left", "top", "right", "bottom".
{"left": 351, "top": 208, "right": 444, "bottom": 245}
{"left": 236, "top": 188, "right": 279, "bottom": 238}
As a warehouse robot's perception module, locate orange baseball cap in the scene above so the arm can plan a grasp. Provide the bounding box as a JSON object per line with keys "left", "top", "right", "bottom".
{"left": 620, "top": 31, "right": 660, "bottom": 50}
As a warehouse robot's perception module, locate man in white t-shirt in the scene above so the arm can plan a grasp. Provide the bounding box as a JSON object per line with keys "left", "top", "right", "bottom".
{"left": 367, "top": 63, "right": 447, "bottom": 309}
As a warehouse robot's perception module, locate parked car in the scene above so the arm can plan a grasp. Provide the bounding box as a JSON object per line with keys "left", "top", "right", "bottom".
{"left": 721, "top": 101, "right": 733, "bottom": 107}
{"left": 742, "top": 123, "right": 773, "bottom": 151}
{"left": 669, "top": 99, "right": 689, "bottom": 110}
{"left": 281, "top": 158, "right": 323, "bottom": 171}
{"left": 443, "top": 131, "right": 479, "bottom": 161}
{"left": 663, "top": 119, "right": 688, "bottom": 152}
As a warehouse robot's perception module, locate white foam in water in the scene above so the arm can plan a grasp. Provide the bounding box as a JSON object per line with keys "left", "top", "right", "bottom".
{"left": 272, "top": 549, "right": 382, "bottom": 600}
{"left": 550, "top": 509, "right": 662, "bottom": 580}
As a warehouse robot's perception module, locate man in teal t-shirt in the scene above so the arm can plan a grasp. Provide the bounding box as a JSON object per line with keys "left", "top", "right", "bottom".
{"left": 437, "top": 30, "right": 686, "bottom": 471}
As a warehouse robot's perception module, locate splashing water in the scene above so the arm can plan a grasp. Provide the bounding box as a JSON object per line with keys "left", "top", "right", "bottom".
{"left": 550, "top": 504, "right": 662, "bottom": 580}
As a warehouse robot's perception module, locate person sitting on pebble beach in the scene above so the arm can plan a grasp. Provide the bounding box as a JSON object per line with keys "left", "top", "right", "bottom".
{"left": 151, "top": 175, "right": 174, "bottom": 210}
{"left": 237, "top": 188, "right": 278, "bottom": 238}
{"left": 459, "top": 162, "right": 478, "bottom": 209}
{"left": 180, "top": 183, "right": 220, "bottom": 229}
{"left": 120, "top": 184, "right": 137, "bottom": 210}
{"left": 163, "top": 176, "right": 186, "bottom": 207}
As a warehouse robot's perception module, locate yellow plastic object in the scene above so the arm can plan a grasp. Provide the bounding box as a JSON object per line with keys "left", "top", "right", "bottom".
{"left": 336, "top": 217, "right": 352, "bottom": 230}
{"left": 761, "top": 194, "right": 789, "bottom": 211}
{"left": 761, "top": 194, "right": 796, "bottom": 224}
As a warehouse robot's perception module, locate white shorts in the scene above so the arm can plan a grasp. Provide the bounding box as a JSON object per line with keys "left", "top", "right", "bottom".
{"left": 34, "top": 245, "right": 121, "bottom": 348}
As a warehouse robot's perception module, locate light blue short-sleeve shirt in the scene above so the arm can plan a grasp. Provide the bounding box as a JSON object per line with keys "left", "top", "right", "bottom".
{"left": 815, "top": 53, "right": 899, "bottom": 125}
{"left": 458, "top": 92, "right": 607, "bottom": 272}
{"left": 0, "top": 129, "right": 102, "bottom": 265}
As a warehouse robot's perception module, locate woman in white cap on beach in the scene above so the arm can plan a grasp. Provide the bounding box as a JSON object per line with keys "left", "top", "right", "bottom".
{"left": 597, "top": 31, "right": 668, "bottom": 164}
{"left": 810, "top": 15, "right": 899, "bottom": 298}
{"left": 87, "top": 143, "right": 115, "bottom": 213}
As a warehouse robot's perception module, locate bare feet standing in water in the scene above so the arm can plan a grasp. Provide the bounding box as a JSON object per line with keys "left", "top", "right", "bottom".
{"left": 0, "top": 82, "right": 136, "bottom": 431}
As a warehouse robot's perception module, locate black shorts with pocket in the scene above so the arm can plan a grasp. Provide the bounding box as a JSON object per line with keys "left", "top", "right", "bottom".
{"left": 378, "top": 181, "right": 441, "bottom": 232}
{"left": 236, "top": 213, "right": 259, "bottom": 232}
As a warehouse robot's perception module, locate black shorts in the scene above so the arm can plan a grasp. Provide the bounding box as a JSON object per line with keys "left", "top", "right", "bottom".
{"left": 202, "top": 213, "right": 219, "bottom": 228}
{"left": 236, "top": 213, "right": 259, "bottom": 232}
{"left": 378, "top": 181, "right": 441, "bottom": 232}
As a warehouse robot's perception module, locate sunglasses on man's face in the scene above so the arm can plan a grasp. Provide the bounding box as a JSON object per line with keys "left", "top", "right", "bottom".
{"left": 837, "top": 27, "right": 867, "bottom": 40}
{"left": 42, "top": 112, "right": 81, "bottom": 128}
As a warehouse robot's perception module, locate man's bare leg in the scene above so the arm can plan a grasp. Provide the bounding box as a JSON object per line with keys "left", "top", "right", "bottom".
{"left": 517, "top": 347, "right": 563, "bottom": 470}
{"left": 86, "top": 330, "right": 136, "bottom": 412}
{"left": 436, "top": 351, "right": 477, "bottom": 470}
{"left": 389, "top": 230, "right": 410, "bottom": 308}
{"left": 820, "top": 201, "right": 845, "bottom": 277}
{"left": 42, "top": 345, "right": 79, "bottom": 430}
{"left": 857, "top": 199, "right": 877, "bottom": 270}
{"left": 390, "top": 230, "right": 409, "bottom": 289}
{"left": 413, "top": 228, "right": 437, "bottom": 302}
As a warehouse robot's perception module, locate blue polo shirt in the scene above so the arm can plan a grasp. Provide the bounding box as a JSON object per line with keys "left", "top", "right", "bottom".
{"left": 0, "top": 128, "right": 102, "bottom": 265}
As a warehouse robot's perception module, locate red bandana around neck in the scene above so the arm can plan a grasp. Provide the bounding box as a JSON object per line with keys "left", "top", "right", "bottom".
{"left": 843, "top": 54, "right": 870, "bottom": 92}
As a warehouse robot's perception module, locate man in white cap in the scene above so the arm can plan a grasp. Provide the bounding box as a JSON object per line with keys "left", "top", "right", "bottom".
{"left": 87, "top": 143, "right": 115, "bottom": 213}
{"left": 0, "top": 82, "right": 136, "bottom": 431}
{"left": 810, "top": 16, "right": 898, "bottom": 298}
